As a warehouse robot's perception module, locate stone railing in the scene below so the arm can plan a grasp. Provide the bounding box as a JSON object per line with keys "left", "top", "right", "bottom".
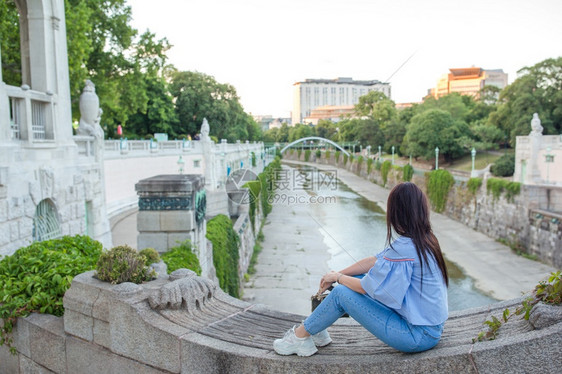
{"left": 1, "top": 269, "right": 560, "bottom": 373}
{"left": 5, "top": 84, "right": 56, "bottom": 143}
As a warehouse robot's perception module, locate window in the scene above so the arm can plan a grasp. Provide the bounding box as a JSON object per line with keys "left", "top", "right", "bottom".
{"left": 194, "top": 159, "right": 201, "bottom": 168}
{"left": 33, "top": 199, "right": 62, "bottom": 242}
{"left": 9, "top": 97, "right": 21, "bottom": 140}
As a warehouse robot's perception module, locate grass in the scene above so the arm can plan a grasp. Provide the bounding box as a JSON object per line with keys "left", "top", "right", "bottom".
{"left": 448, "top": 149, "right": 514, "bottom": 172}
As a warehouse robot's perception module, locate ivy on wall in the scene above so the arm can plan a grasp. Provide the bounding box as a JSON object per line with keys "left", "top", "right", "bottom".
{"left": 160, "top": 240, "right": 201, "bottom": 275}
{"left": 335, "top": 151, "right": 341, "bottom": 163}
{"left": 380, "top": 160, "right": 392, "bottom": 186}
{"left": 403, "top": 164, "right": 414, "bottom": 182}
{"left": 304, "top": 149, "right": 311, "bottom": 162}
{"left": 426, "top": 169, "right": 455, "bottom": 213}
{"left": 367, "top": 158, "right": 374, "bottom": 174}
{"left": 206, "top": 214, "right": 240, "bottom": 298}
{"left": 467, "top": 177, "right": 483, "bottom": 195}
{"left": 486, "top": 178, "right": 521, "bottom": 202}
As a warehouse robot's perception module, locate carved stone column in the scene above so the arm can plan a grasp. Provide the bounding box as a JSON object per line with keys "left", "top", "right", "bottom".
{"left": 135, "top": 175, "right": 214, "bottom": 279}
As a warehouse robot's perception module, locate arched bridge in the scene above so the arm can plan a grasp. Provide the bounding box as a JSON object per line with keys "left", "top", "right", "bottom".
{"left": 280, "top": 137, "right": 350, "bottom": 157}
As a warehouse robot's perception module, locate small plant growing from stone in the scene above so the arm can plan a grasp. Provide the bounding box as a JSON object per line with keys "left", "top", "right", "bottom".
{"left": 139, "top": 247, "right": 160, "bottom": 266}
{"left": 96, "top": 245, "right": 156, "bottom": 284}
{"left": 474, "top": 271, "right": 562, "bottom": 342}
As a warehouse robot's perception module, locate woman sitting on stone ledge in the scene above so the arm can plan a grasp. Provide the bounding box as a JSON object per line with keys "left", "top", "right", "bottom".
{"left": 274, "top": 182, "right": 449, "bottom": 356}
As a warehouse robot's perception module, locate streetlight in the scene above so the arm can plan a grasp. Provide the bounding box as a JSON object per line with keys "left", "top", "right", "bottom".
{"left": 471, "top": 148, "right": 477, "bottom": 177}
{"left": 545, "top": 147, "right": 555, "bottom": 184}
{"left": 435, "top": 147, "right": 439, "bottom": 170}
{"left": 177, "top": 155, "right": 185, "bottom": 174}
{"left": 378, "top": 145, "right": 382, "bottom": 160}
{"left": 391, "top": 146, "right": 395, "bottom": 165}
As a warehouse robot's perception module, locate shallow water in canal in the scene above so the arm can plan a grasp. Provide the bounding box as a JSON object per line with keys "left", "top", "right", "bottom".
{"left": 294, "top": 164, "right": 498, "bottom": 312}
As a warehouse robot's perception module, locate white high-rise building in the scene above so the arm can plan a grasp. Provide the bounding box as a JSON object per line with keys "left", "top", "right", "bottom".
{"left": 292, "top": 77, "right": 391, "bottom": 125}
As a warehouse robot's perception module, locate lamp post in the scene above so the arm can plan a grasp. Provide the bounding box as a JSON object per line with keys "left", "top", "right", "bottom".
{"left": 545, "top": 147, "right": 555, "bottom": 184}
{"left": 177, "top": 155, "right": 185, "bottom": 174}
{"left": 378, "top": 145, "right": 382, "bottom": 160}
{"left": 471, "top": 148, "right": 477, "bottom": 177}
{"left": 435, "top": 147, "right": 439, "bottom": 170}
{"left": 391, "top": 146, "right": 395, "bottom": 165}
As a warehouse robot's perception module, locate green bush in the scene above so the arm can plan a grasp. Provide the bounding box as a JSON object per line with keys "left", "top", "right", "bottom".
{"left": 366, "top": 158, "right": 374, "bottom": 174}
{"left": 0, "top": 235, "right": 103, "bottom": 352}
{"left": 335, "top": 151, "right": 341, "bottom": 163}
{"left": 315, "top": 149, "right": 321, "bottom": 159}
{"left": 356, "top": 156, "right": 363, "bottom": 171}
{"left": 96, "top": 245, "right": 155, "bottom": 285}
{"left": 491, "top": 154, "right": 515, "bottom": 177}
{"left": 467, "top": 178, "right": 483, "bottom": 195}
{"left": 207, "top": 214, "right": 240, "bottom": 298}
{"left": 139, "top": 248, "right": 160, "bottom": 266}
{"left": 297, "top": 149, "right": 302, "bottom": 159}
{"left": 304, "top": 149, "right": 311, "bottom": 162}
{"left": 244, "top": 180, "right": 261, "bottom": 230}
{"left": 326, "top": 150, "right": 331, "bottom": 160}
{"left": 375, "top": 160, "right": 382, "bottom": 171}
{"left": 381, "top": 160, "right": 392, "bottom": 186}
{"left": 251, "top": 152, "right": 257, "bottom": 167}
{"left": 403, "top": 164, "right": 414, "bottom": 182}
{"left": 343, "top": 154, "right": 349, "bottom": 165}
{"left": 427, "top": 169, "right": 455, "bottom": 213}
{"left": 160, "top": 241, "right": 201, "bottom": 274}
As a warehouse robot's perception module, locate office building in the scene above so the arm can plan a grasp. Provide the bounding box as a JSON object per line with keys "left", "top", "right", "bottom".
{"left": 429, "top": 67, "right": 508, "bottom": 99}
{"left": 292, "top": 77, "right": 390, "bottom": 125}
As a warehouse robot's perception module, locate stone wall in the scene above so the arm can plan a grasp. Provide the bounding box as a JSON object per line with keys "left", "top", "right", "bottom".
{"left": 282, "top": 151, "right": 562, "bottom": 269}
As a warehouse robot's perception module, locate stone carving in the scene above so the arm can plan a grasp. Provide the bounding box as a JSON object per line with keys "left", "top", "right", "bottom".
{"left": 77, "top": 80, "right": 104, "bottom": 139}
{"left": 201, "top": 118, "right": 211, "bottom": 142}
{"left": 148, "top": 269, "right": 216, "bottom": 311}
{"left": 530, "top": 113, "right": 543, "bottom": 135}
{"left": 138, "top": 196, "right": 193, "bottom": 211}
{"left": 529, "top": 302, "right": 562, "bottom": 330}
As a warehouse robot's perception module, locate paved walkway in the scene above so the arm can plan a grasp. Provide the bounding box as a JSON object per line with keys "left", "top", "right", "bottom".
{"left": 241, "top": 160, "right": 556, "bottom": 315}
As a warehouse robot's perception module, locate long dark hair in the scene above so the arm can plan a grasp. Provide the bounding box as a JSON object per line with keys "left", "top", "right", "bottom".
{"left": 386, "top": 182, "right": 448, "bottom": 286}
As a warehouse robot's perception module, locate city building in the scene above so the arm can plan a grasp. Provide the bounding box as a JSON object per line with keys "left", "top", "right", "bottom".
{"left": 428, "top": 67, "right": 508, "bottom": 99}
{"left": 253, "top": 115, "right": 291, "bottom": 131}
{"left": 303, "top": 105, "right": 355, "bottom": 125}
{"left": 292, "top": 77, "right": 391, "bottom": 125}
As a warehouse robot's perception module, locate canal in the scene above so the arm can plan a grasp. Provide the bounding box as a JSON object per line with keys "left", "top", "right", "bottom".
{"left": 295, "top": 164, "right": 497, "bottom": 312}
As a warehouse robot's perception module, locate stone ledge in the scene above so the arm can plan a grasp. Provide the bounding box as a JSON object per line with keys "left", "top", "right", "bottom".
{"left": 4, "top": 271, "right": 561, "bottom": 374}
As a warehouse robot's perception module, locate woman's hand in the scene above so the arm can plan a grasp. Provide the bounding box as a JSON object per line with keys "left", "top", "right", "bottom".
{"left": 319, "top": 271, "right": 340, "bottom": 294}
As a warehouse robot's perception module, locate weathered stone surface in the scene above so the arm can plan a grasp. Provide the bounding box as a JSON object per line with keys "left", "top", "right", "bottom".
{"left": 93, "top": 319, "right": 110, "bottom": 348}
{"left": 110, "top": 300, "right": 187, "bottom": 372}
{"left": 63, "top": 309, "right": 93, "bottom": 341}
{"left": 137, "top": 232, "right": 168, "bottom": 253}
{"left": 66, "top": 336, "right": 167, "bottom": 374}
{"left": 0, "top": 342, "right": 19, "bottom": 374}
{"left": 19, "top": 355, "right": 56, "bottom": 374}
{"left": 160, "top": 210, "right": 194, "bottom": 231}
{"left": 26, "top": 314, "right": 66, "bottom": 374}
{"left": 136, "top": 211, "right": 160, "bottom": 231}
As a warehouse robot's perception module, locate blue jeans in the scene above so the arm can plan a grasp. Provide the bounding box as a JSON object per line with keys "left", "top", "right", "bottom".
{"left": 303, "top": 282, "right": 444, "bottom": 353}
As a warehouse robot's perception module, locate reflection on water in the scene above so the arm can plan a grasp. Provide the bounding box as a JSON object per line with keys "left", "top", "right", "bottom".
{"left": 294, "top": 164, "right": 497, "bottom": 312}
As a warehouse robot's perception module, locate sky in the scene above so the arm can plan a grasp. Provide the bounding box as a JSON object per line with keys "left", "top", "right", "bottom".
{"left": 130, "top": 0, "right": 562, "bottom": 118}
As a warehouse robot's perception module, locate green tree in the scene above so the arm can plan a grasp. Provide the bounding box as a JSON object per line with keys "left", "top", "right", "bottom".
{"left": 404, "top": 109, "right": 468, "bottom": 161}
{"left": 275, "top": 123, "right": 290, "bottom": 142}
{"left": 288, "top": 123, "right": 314, "bottom": 142}
{"left": 315, "top": 119, "right": 338, "bottom": 139}
{"left": 489, "top": 57, "right": 562, "bottom": 143}
{"left": 170, "top": 71, "right": 254, "bottom": 142}
{"left": 0, "top": 1, "right": 22, "bottom": 86}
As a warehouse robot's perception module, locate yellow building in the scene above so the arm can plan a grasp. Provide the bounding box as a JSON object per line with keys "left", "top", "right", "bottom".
{"left": 429, "top": 67, "right": 508, "bottom": 99}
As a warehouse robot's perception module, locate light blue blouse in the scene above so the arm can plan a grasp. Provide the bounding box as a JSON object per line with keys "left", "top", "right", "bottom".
{"left": 360, "top": 236, "right": 448, "bottom": 326}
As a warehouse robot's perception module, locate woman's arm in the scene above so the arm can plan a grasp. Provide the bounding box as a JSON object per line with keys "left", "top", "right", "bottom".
{"left": 339, "top": 256, "right": 376, "bottom": 276}
{"left": 318, "top": 256, "right": 376, "bottom": 293}
{"left": 320, "top": 271, "right": 366, "bottom": 294}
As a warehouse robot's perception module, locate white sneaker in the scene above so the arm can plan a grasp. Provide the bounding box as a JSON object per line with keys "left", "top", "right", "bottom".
{"left": 312, "top": 329, "right": 332, "bottom": 347}
{"left": 273, "top": 326, "right": 318, "bottom": 357}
